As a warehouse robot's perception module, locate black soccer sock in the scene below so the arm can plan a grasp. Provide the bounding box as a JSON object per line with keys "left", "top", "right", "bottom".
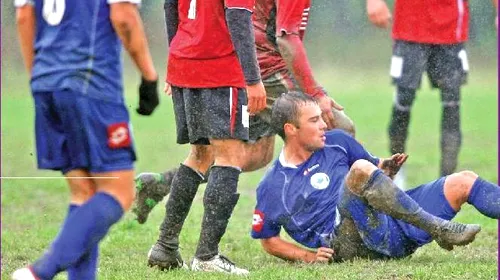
{"left": 361, "top": 170, "right": 450, "bottom": 236}
{"left": 388, "top": 87, "right": 415, "bottom": 154}
{"left": 157, "top": 164, "right": 204, "bottom": 250}
{"left": 440, "top": 88, "right": 461, "bottom": 176}
{"left": 467, "top": 177, "right": 500, "bottom": 218}
{"left": 195, "top": 166, "right": 241, "bottom": 260}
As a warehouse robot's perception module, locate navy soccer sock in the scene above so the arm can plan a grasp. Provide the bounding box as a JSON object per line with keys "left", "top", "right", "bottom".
{"left": 32, "top": 193, "right": 123, "bottom": 280}
{"left": 195, "top": 166, "right": 240, "bottom": 260}
{"left": 467, "top": 177, "right": 500, "bottom": 218}
{"left": 157, "top": 164, "right": 204, "bottom": 250}
{"left": 65, "top": 205, "right": 99, "bottom": 280}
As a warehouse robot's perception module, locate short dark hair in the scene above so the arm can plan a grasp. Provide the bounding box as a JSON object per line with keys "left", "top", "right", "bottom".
{"left": 271, "top": 91, "right": 318, "bottom": 140}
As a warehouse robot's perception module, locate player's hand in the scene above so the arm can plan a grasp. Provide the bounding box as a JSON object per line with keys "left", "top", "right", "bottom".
{"left": 314, "top": 247, "right": 334, "bottom": 263}
{"left": 164, "top": 82, "right": 172, "bottom": 96}
{"left": 367, "top": 0, "right": 392, "bottom": 29}
{"left": 246, "top": 81, "right": 267, "bottom": 115}
{"left": 136, "top": 77, "right": 159, "bottom": 116}
{"left": 317, "top": 95, "right": 343, "bottom": 130}
{"left": 380, "top": 153, "right": 408, "bottom": 179}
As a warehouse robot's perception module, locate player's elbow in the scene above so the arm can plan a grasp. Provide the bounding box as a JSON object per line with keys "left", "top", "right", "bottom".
{"left": 110, "top": 3, "right": 138, "bottom": 33}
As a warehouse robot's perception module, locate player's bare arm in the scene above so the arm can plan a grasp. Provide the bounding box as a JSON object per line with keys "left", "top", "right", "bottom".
{"left": 15, "top": 4, "right": 35, "bottom": 76}
{"left": 110, "top": 2, "right": 159, "bottom": 116}
{"left": 261, "top": 236, "right": 333, "bottom": 263}
{"left": 276, "top": 35, "right": 343, "bottom": 130}
{"left": 366, "top": 0, "right": 391, "bottom": 28}
{"left": 110, "top": 3, "right": 157, "bottom": 81}
{"left": 226, "top": 8, "right": 266, "bottom": 114}
{"left": 378, "top": 153, "right": 409, "bottom": 179}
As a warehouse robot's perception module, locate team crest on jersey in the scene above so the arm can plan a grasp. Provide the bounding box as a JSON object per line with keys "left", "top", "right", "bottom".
{"left": 310, "top": 172, "right": 330, "bottom": 190}
{"left": 252, "top": 210, "right": 265, "bottom": 232}
{"left": 107, "top": 122, "right": 131, "bottom": 149}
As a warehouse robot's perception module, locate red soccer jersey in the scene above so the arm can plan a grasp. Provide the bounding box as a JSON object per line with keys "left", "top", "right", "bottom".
{"left": 253, "top": 0, "right": 311, "bottom": 80}
{"left": 167, "top": 0, "right": 255, "bottom": 88}
{"left": 392, "top": 0, "right": 470, "bottom": 44}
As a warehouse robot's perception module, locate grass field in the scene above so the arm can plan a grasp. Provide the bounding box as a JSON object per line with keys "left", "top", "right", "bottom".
{"left": 1, "top": 66, "right": 498, "bottom": 279}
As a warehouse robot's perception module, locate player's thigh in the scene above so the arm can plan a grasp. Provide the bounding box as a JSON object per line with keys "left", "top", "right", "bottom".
{"left": 176, "top": 87, "right": 249, "bottom": 145}
{"left": 390, "top": 40, "right": 429, "bottom": 89}
{"left": 427, "top": 44, "right": 468, "bottom": 90}
{"left": 91, "top": 169, "right": 135, "bottom": 211}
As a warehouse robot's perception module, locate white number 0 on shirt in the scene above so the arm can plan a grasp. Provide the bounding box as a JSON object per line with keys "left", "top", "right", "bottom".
{"left": 43, "top": 0, "right": 65, "bottom": 26}
{"left": 188, "top": 0, "right": 196, "bottom": 19}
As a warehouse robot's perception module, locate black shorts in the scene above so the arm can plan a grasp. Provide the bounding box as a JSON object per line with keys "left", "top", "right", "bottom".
{"left": 390, "top": 40, "right": 468, "bottom": 89}
{"left": 172, "top": 86, "right": 249, "bottom": 145}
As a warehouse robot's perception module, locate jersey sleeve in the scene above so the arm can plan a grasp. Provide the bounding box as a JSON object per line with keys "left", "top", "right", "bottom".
{"left": 107, "top": 0, "right": 141, "bottom": 5}
{"left": 225, "top": 0, "right": 254, "bottom": 11}
{"left": 14, "top": 0, "right": 34, "bottom": 7}
{"left": 325, "top": 129, "right": 380, "bottom": 167}
{"left": 275, "top": 0, "right": 309, "bottom": 36}
{"left": 251, "top": 183, "right": 282, "bottom": 239}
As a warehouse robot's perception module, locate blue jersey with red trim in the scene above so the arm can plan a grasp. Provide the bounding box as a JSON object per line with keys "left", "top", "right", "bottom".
{"left": 251, "top": 130, "right": 379, "bottom": 248}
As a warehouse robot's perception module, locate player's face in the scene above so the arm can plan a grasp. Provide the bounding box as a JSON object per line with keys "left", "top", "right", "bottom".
{"left": 296, "top": 103, "right": 327, "bottom": 151}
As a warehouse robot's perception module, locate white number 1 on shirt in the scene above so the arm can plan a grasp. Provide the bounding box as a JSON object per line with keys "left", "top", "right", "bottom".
{"left": 188, "top": 0, "right": 196, "bottom": 19}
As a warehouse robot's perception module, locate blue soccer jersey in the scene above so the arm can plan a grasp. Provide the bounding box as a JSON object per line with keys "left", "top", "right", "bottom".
{"left": 251, "top": 129, "right": 379, "bottom": 248}
{"left": 14, "top": 0, "right": 140, "bottom": 103}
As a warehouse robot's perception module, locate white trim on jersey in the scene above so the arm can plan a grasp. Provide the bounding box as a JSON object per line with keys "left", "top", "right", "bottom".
{"left": 14, "top": 0, "right": 34, "bottom": 7}
{"left": 278, "top": 150, "right": 298, "bottom": 169}
{"left": 108, "top": 0, "right": 141, "bottom": 5}
{"left": 226, "top": 7, "right": 253, "bottom": 13}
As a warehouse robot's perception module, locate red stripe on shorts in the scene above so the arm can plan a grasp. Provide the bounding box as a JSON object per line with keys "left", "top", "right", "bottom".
{"left": 229, "top": 87, "right": 238, "bottom": 136}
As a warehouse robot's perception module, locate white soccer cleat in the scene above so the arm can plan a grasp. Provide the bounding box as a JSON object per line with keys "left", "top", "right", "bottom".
{"left": 12, "top": 267, "right": 38, "bottom": 280}
{"left": 191, "top": 255, "right": 249, "bottom": 276}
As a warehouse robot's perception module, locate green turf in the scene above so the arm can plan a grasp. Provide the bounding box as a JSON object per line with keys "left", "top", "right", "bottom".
{"left": 1, "top": 66, "right": 497, "bottom": 279}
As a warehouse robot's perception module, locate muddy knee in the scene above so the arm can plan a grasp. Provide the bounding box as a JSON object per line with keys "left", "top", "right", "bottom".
{"left": 345, "top": 160, "right": 379, "bottom": 195}
{"left": 332, "top": 109, "right": 356, "bottom": 137}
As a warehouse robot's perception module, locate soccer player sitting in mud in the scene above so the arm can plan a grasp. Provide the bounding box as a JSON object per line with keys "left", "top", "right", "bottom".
{"left": 250, "top": 92, "right": 500, "bottom": 263}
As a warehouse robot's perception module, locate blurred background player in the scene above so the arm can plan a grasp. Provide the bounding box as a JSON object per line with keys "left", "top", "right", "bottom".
{"left": 13, "top": 0, "right": 159, "bottom": 279}
{"left": 366, "top": 0, "right": 498, "bottom": 188}
{"left": 251, "top": 92, "right": 500, "bottom": 263}
{"left": 133, "top": 0, "right": 356, "bottom": 226}
{"left": 145, "top": 0, "right": 267, "bottom": 275}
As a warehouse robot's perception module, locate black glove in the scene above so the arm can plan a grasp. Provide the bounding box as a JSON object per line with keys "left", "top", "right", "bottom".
{"left": 136, "top": 77, "right": 159, "bottom": 116}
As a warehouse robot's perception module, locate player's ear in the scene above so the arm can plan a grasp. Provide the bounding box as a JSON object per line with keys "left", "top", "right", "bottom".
{"left": 284, "top": 122, "right": 297, "bottom": 137}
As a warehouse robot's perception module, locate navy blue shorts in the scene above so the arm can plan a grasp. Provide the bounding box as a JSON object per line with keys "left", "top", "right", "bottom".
{"left": 339, "top": 176, "right": 457, "bottom": 258}
{"left": 33, "top": 91, "right": 136, "bottom": 174}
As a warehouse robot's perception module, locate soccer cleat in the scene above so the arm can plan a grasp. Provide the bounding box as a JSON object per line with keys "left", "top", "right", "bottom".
{"left": 147, "top": 243, "right": 187, "bottom": 271}
{"left": 433, "top": 221, "right": 481, "bottom": 251}
{"left": 191, "top": 255, "right": 249, "bottom": 275}
{"left": 132, "top": 170, "right": 175, "bottom": 224}
{"left": 12, "top": 267, "right": 39, "bottom": 280}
